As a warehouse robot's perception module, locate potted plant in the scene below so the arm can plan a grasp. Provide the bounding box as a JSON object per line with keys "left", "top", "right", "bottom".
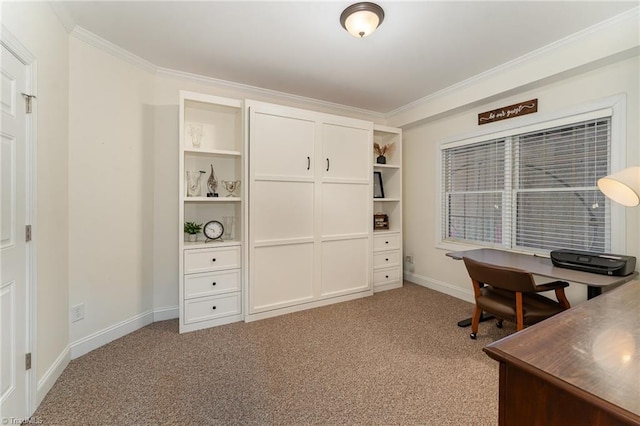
{"left": 374, "top": 142, "right": 394, "bottom": 164}
{"left": 184, "top": 221, "right": 203, "bottom": 242}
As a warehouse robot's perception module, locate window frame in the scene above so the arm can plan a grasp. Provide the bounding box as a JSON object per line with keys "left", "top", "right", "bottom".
{"left": 436, "top": 95, "right": 627, "bottom": 255}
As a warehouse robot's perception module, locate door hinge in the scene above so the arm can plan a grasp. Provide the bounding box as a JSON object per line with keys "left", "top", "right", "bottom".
{"left": 21, "top": 93, "right": 36, "bottom": 114}
{"left": 25, "top": 225, "right": 32, "bottom": 242}
{"left": 25, "top": 353, "right": 32, "bottom": 370}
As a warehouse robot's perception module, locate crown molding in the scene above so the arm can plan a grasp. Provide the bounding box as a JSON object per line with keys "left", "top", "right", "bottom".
{"left": 156, "top": 67, "right": 384, "bottom": 119}
{"left": 70, "top": 26, "right": 157, "bottom": 74}
{"left": 69, "top": 24, "right": 382, "bottom": 118}
{"left": 386, "top": 6, "right": 640, "bottom": 123}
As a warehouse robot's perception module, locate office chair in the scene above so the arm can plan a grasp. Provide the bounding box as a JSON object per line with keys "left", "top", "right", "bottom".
{"left": 463, "top": 256, "right": 571, "bottom": 339}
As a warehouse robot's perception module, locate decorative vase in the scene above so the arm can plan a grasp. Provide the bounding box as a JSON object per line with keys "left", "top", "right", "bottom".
{"left": 222, "top": 216, "right": 235, "bottom": 240}
{"left": 188, "top": 123, "right": 203, "bottom": 148}
{"left": 207, "top": 164, "right": 218, "bottom": 197}
{"left": 188, "top": 233, "right": 197, "bottom": 242}
{"left": 376, "top": 155, "right": 386, "bottom": 164}
{"left": 186, "top": 171, "right": 205, "bottom": 197}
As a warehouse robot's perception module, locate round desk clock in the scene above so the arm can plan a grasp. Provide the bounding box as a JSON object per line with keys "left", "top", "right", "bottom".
{"left": 203, "top": 220, "right": 224, "bottom": 241}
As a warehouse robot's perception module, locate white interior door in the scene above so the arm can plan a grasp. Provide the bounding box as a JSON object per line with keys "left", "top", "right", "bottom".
{"left": 1, "top": 44, "right": 30, "bottom": 421}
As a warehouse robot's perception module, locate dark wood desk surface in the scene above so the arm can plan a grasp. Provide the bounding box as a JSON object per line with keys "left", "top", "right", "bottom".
{"left": 447, "top": 248, "right": 638, "bottom": 287}
{"left": 484, "top": 280, "right": 640, "bottom": 425}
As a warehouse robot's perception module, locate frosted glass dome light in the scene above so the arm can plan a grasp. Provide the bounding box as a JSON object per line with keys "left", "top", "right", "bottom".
{"left": 340, "top": 2, "right": 385, "bottom": 38}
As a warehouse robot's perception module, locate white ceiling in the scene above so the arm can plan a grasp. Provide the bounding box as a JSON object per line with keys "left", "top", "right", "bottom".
{"left": 54, "top": 1, "right": 638, "bottom": 114}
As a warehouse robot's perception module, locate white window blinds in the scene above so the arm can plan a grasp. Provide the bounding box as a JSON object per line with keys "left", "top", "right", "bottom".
{"left": 442, "top": 115, "right": 611, "bottom": 254}
{"left": 443, "top": 139, "right": 506, "bottom": 246}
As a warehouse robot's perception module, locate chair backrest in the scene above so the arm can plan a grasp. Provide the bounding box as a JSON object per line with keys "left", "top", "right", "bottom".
{"left": 463, "top": 257, "right": 537, "bottom": 293}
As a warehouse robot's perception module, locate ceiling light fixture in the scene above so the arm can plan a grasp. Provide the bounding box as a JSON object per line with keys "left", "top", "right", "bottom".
{"left": 597, "top": 166, "right": 640, "bottom": 207}
{"left": 340, "top": 2, "right": 385, "bottom": 38}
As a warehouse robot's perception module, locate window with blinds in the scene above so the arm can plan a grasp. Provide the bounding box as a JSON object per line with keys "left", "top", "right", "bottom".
{"left": 442, "top": 115, "right": 611, "bottom": 254}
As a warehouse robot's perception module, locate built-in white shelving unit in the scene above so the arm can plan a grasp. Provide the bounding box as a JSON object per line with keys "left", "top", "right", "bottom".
{"left": 373, "top": 125, "right": 403, "bottom": 292}
{"left": 178, "top": 91, "right": 245, "bottom": 333}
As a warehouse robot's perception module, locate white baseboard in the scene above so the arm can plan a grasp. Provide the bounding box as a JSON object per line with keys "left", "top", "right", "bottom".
{"left": 70, "top": 310, "right": 154, "bottom": 359}
{"left": 404, "top": 271, "right": 475, "bottom": 304}
{"left": 36, "top": 345, "right": 70, "bottom": 406}
{"left": 153, "top": 306, "right": 179, "bottom": 321}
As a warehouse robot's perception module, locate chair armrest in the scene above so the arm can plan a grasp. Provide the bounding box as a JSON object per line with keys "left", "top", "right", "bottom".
{"left": 534, "top": 280, "right": 569, "bottom": 292}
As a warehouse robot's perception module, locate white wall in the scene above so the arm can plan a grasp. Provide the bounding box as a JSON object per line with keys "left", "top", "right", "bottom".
{"left": 1, "top": 1, "right": 70, "bottom": 403}
{"left": 67, "top": 37, "right": 156, "bottom": 351}
{"left": 401, "top": 54, "right": 640, "bottom": 306}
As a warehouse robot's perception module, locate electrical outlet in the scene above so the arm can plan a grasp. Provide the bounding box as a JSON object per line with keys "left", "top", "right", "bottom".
{"left": 406, "top": 255, "right": 414, "bottom": 264}
{"left": 71, "top": 303, "right": 85, "bottom": 322}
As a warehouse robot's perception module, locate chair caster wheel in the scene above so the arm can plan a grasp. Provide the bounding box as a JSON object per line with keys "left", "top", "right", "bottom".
{"left": 470, "top": 333, "right": 477, "bottom": 340}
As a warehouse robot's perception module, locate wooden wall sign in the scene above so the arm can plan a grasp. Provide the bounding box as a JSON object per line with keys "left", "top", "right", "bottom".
{"left": 478, "top": 99, "right": 538, "bottom": 125}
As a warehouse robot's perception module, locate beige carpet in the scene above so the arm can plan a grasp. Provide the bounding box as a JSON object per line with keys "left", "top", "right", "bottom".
{"left": 34, "top": 283, "right": 516, "bottom": 425}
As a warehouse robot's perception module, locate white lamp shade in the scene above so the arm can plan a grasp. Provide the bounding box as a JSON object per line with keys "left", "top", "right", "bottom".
{"left": 597, "top": 166, "right": 640, "bottom": 207}
{"left": 344, "top": 10, "right": 380, "bottom": 37}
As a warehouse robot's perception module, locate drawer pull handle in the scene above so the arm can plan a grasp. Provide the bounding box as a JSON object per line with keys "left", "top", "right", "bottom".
{"left": 385, "top": 241, "right": 389, "bottom": 244}
{"left": 212, "top": 306, "right": 217, "bottom": 310}
{"left": 385, "top": 275, "right": 389, "bottom": 279}
{"left": 385, "top": 258, "right": 389, "bottom": 261}
{"left": 307, "top": 156, "right": 310, "bottom": 170}
{"left": 212, "top": 282, "right": 217, "bottom": 286}
{"left": 326, "top": 158, "right": 330, "bottom": 172}
{"left": 212, "top": 258, "right": 216, "bottom": 262}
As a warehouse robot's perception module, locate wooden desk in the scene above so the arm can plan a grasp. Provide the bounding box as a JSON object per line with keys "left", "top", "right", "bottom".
{"left": 447, "top": 248, "right": 638, "bottom": 299}
{"left": 484, "top": 280, "right": 640, "bottom": 426}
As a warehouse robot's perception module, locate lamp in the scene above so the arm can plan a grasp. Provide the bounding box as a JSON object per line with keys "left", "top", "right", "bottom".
{"left": 597, "top": 166, "right": 640, "bottom": 207}
{"left": 340, "top": 2, "right": 385, "bottom": 38}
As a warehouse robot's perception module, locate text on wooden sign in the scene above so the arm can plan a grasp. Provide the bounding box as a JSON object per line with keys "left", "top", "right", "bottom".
{"left": 478, "top": 99, "right": 538, "bottom": 125}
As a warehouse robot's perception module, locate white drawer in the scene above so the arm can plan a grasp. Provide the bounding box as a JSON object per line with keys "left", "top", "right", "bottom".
{"left": 184, "top": 269, "right": 241, "bottom": 299}
{"left": 184, "top": 246, "right": 241, "bottom": 274}
{"left": 373, "top": 233, "right": 400, "bottom": 251}
{"left": 373, "top": 267, "right": 401, "bottom": 285}
{"left": 184, "top": 292, "right": 241, "bottom": 324}
{"left": 373, "top": 250, "right": 400, "bottom": 269}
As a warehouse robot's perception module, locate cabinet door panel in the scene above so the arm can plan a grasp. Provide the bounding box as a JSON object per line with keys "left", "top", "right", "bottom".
{"left": 252, "top": 181, "right": 314, "bottom": 242}
{"left": 322, "top": 123, "right": 370, "bottom": 181}
{"left": 251, "top": 112, "right": 315, "bottom": 179}
{"left": 251, "top": 243, "right": 314, "bottom": 311}
{"left": 321, "top": 238, "right": 369, "bottom": 296}
{"left": 321, "top": 183, "right": 369, "bottom": 237}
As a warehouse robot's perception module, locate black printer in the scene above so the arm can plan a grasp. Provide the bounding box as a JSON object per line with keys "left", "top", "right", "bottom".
{"left": 550, "top": 249, "right": 637, "bottom": 276}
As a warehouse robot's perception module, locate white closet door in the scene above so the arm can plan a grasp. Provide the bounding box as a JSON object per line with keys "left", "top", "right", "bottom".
{"left": 252, "top": 180, "right": 314, "bottom": 242}
{"left": 251, "top": 243, "right": 314, "bottom": 311}
{"left": 320, "top": 238, "right": 369, "bottom": 297}
{"left": 319, "top": 122, "right": 372, "bottom": 296}
{"left": 248, "top": 101, "right": 372, "bottom": 318}
{"left": 251, "top": 111, "right": 315, "bottom": 179}
{"left": 321, "top": 183, "right": 369, "bottom": 237}
{"left": 249, "top": 104, "right": 316, "bottom": 313}
{"left": 321, "top": 123, "right": 370, "bottom": 181}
